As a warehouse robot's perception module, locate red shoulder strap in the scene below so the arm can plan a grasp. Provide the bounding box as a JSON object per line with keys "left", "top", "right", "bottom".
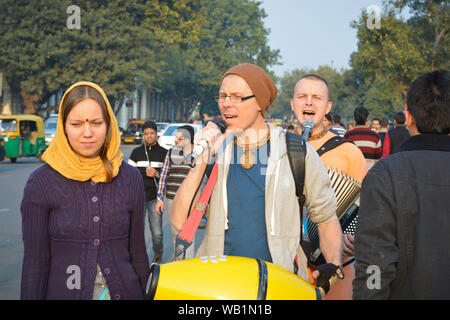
{"left": 177, "top": 162, "right": 218, "bottom": 243}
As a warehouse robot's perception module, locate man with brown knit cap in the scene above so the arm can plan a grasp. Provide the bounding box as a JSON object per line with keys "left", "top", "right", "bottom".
{"left": 172, "top": 63, "right": 343, "bottom": 293}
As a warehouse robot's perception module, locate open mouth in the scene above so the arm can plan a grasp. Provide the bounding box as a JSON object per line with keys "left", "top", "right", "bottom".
{"left": 303, "top": 110, "right": 315, "bottom": 116}
{"left": 224, "top": 114, "right": 238, "bottom": 120}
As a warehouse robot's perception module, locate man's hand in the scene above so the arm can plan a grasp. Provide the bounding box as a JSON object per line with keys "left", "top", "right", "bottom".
{"left": 194, "top": 121, "right": 237, "bottom": 163}
{"left": 146, "top": 167, "right": 158, "bottom": 177}
{"left": 343, "top": 234, "right": 354, "bottom": 257}
{"left": 312, "top": 263, "right": 344, "bottom": 296}
{"left": 155, "top": 200, "right": 164, "bottom": 215}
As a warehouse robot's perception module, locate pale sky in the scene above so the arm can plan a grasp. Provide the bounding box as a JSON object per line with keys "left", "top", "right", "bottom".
{"left": 260, "top": 0, "right": 386, "bottom": 76}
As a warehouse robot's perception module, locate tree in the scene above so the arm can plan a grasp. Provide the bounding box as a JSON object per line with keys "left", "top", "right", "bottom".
{"left": 182, "top": 0, "right": 280, "bottom": 119}
{"left": 0, "top": 0, "right": 203, "bottom": 115}
{"left": 350, "top": 0, "right": 449, "bottom": 118}
{"left": 0, "top": 1, "right": 67, "bottom": 114}
{"left": 392, "top": 0, "right": 449, "bottom": 71}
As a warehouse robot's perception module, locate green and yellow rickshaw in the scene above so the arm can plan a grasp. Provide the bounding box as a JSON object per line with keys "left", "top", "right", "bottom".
{"left": 0, "top": 115, "right": 47, "bottom": 163}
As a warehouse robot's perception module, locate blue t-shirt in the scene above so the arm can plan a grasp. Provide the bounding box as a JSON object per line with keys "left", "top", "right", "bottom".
{"left": 224, "top": 141, "right": 272, "bottom": 262}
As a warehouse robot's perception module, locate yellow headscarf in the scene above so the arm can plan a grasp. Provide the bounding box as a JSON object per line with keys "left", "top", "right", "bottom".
{"left": 41, "top": 81, "right": 123, "bottom": 183}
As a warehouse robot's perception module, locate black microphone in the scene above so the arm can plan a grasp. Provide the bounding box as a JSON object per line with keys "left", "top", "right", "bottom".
{"left": 302, "top": 119, "right": 315, "bottom": 140}
{"left": 187, "top": 120, "right": 227, "bottom": 165}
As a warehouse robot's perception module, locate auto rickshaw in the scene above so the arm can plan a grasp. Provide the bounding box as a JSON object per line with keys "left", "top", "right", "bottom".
{"left": 0, "top": 115, "right": 47, "bottom": 163}
{"left": 121, "top": 119, "right": 146, "bottom": 144}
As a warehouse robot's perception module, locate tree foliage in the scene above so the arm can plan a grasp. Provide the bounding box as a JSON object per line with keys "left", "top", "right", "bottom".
{"left": 349, "top": 0, "right": 449, "bottom": 118}
{"left": 0, "top": 0, "right": 204, "bottom": 115}
{"left": 153, "top": 0, "right": 280, "bottom": 119}
{"left": 270, "top": 0, "right": 449, "bottom": 122}
{"left": 1, "top": 0, "right": 446, "bottom": 122}
{"left": 0, "top": 0, "right": 278, "bottom": 118}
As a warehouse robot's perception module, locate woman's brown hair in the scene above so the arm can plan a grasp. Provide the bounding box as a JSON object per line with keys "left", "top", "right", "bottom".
{"left": 61, "top": 85, "right": 114, "bottom": 182}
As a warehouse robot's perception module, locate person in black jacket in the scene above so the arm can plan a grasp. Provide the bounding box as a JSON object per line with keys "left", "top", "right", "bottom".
{"left": 353, "top": 70, "right": 450, "bottom": 299}
{"left": 128, "top": 121, "right": 168, "bottom": 263}
{"left": 386, "top": 111, "right": 410, "bottom": 154}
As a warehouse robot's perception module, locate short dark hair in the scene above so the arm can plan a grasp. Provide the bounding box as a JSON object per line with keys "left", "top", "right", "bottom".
{"left": 177, "top": 125, "right": 195, "bottom": 144}
{"left": 332, "top": 114, "right": 341, "bottom": 124}
{"left": 325, "top": 113, "right": 332, "bottom": 122}
{"left": 354, "top": 106, "right": 369, "bottom": 125}
{"left": 296, "top": 74, "right": 330, "bottom": 100}
{"left": 406, "top": 70, "right": 449, "bottom": 134}
{"left": 380, "top": 117, "right": 390, "bottom": 127}
{"left": 394, "top": 111, "right": 406, "bottom": 125}
{"left": 142, "top": 121, "right": 157, "bottom": 132}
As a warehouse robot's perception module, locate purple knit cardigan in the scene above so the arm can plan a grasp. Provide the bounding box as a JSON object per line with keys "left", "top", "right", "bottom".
{"left": 20, "top": 162, "right": 149, "bottom": 300}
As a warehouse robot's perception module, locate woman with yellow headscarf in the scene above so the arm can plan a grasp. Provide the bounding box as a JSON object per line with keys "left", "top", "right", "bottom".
{"left": 21, "top": 82, "right": 149, "bottom": 300}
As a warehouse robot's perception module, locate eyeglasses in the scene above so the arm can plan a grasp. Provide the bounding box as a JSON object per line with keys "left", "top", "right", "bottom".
{"left": 213, "top": 94, "right": 255, "bottom": 104}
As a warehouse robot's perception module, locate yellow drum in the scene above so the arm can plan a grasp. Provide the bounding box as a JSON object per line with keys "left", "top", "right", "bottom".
{"left": 146, "top": 256, "right": 321, "bottom": 300}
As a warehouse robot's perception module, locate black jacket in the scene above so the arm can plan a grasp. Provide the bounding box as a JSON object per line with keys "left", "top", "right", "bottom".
{"left": 387, "top": 126, "right": 410, "bottom": 154}
{"left": 353, "top": 134, "right": 450, "bottom": 299}
{"left": 128, "top": 143, "right": 168, "bottom": 201}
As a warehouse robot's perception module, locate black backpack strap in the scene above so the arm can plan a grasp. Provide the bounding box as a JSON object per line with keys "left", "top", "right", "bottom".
{"left": 285, "top": 132, "right": 307, "bottom": 209}
{"left": 316, "top": 136, "right": 354, "bottom": 157}
{"left": 285, "top": 132, "right": 309, "bottom": 273}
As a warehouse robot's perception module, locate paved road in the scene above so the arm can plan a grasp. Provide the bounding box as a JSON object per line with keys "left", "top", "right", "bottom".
{"left": 0, "top": 144, "right": 204, "bottom": 299}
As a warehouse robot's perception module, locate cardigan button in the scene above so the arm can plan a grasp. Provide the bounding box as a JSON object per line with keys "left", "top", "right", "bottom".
{"left": 91, "top": 196, "right": 98, "bottom": 203}
{"left": 93, "top": 239, "right": 100, "bottom": 246}
{"left": 93, "top": 216, "right": 100, "bottom": 223}
{"left": 103, "top": 267, "right": 111, "bottom": 275}
{"left": 114, "top": 294, "right": 120, "bottom": 300}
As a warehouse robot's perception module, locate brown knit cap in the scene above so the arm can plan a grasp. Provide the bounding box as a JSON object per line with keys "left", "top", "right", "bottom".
{"left": 221, "top": 63, "right": 278, "bottom": 112}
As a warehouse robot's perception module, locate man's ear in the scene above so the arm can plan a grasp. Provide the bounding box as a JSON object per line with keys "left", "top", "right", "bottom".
{"left": 405, "top": 110, "right": 419, "bottom": 135}
{"left": 405, "top": 110, "right": 412, "bottom": 126}
{"left": 290, "top": 99, "right": 294, "bottom": 112}
{"left": 327, "top": 101, "right": 333, "bottom": 114}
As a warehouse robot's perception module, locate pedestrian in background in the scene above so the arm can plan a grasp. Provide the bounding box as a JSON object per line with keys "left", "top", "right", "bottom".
{"left": 155, "top": 125, "right": 196, "bottom": 259}
{"left": 353, "top": 70, "right": 450, "bottom": 299}
{"left": 323, "top": 113, "right": 333, "bottom": 130}
{"left": 344, "top": 107, "right": 382, "bottom": 170}
{"left": 378, "top": 117, "right": 390, "bottom": 158}
{"left": 385, "top": 111, "right": 410, "bottom": 155}
{"left": 21, "top": 82, "right": 149, "bottom": 300}
{"left": 329, "top": 114, "right": 347, "bottom": 137}
{"left": 370, "top": 118, "right": 381, "bottom": 133}
{"left": 347, "top": 121, "right": 356, "bottom": 130}
{"left": 128, "top": 121, "right": 168, "bottom": 264}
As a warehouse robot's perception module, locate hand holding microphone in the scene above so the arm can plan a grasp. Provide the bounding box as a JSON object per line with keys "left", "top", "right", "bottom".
{"left": 188, "top": 120, "right": 228, "bottom": 165}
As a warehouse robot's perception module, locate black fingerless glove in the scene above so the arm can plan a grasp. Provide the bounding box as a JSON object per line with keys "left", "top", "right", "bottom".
{"left": 316, "top": 263, "right": 344, "bottom": 296}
